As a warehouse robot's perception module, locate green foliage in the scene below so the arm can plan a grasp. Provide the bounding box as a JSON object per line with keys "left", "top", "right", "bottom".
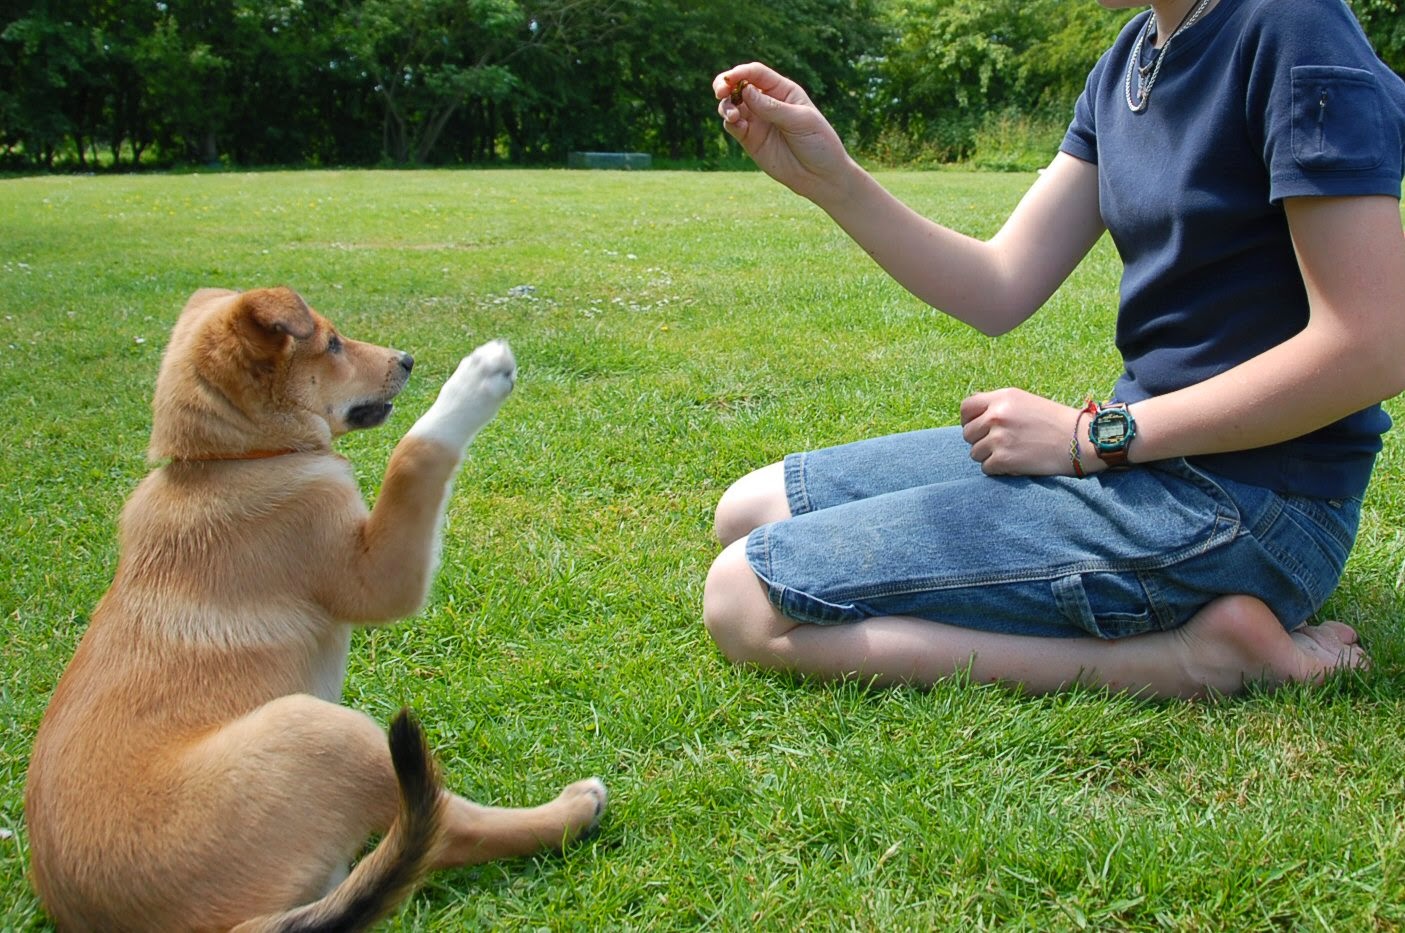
{"left": 2, "top": 169, "right": 1404, "bottom": 931}
{"left": 134, "top": 14, "right": 230, "bottom": 163}
{"left": 0, "top": 0, "right": 1400, "bottom": 170}
{"left": 1347, "top": 0, "right": 1405, "bottom": 72}
{"left": 968, "top": 109, "right": 1070, "bottom": 172}
{"left": 1, "top": 2, "right": 101, "bottom": 167}
{"left": 854, "top": 0, "right": 1126, "bottom": 161}
{"left": 336, "top": 0, "right": 524, "bottom": 164}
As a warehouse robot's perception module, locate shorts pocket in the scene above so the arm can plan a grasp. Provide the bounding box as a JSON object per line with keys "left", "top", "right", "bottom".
{"left": 1291, "top": 66, "right": 1385, "bottom": 172}
{"left": 771, "top": 584, "right": 867, "bottom": 626}
{"left": 1051, "top": 571, "right": 1166, "bottom": 640}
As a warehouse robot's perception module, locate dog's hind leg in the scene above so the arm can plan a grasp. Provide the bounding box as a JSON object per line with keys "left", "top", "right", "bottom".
{"left": 432, "top": 777, "right": 608, "bottom": 868}
{"left": 178, "top": 694, "right": 403, "bottom": 922}
{"left": 190, "top": 694, "right": 604, "bottom": 895}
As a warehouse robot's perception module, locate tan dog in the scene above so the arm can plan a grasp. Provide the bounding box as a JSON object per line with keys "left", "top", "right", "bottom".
{"left": 24, "top": 287, "right": 607, "bottom": 931}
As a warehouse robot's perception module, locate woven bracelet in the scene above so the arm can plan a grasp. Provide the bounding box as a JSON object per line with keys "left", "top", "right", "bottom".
{"left": 1070, "top": 397, "right": 1098, "bottom": 478}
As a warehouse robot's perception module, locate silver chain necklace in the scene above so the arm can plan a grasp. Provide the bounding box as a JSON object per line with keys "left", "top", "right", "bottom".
{"left": 1124, "top": 0, "right": 1216, "bottom": 112}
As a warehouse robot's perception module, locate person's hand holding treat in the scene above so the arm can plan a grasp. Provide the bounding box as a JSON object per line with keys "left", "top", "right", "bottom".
{"left": 713, "top": 62, "right": 858, "bottom": 206}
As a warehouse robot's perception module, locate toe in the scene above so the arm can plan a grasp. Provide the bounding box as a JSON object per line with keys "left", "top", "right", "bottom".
{"left": 1314, "top": 619, "right": 1360, "bottom": 646}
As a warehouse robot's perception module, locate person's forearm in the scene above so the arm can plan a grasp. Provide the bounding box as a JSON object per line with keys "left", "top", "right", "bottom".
{"left": 1126, "top": 322, "right": 1405, "bottom": 464}
{"left": 1125, "top": 196, "right": 1405, "bottom": 465}
{"left": 812, "top": 153, "right": 1106, "bottom": 338}
{"left": 814, "top": 163, "right": 1025, "bottom": 335}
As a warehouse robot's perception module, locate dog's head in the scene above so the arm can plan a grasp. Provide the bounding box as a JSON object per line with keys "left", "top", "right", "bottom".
{"left": 148, "top": 287, "right": 413, "bottom": 462}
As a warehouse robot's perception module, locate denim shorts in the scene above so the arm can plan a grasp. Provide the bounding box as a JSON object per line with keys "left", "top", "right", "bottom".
{"left": 744, "top": 427, "right": 1362, "bottom": 639}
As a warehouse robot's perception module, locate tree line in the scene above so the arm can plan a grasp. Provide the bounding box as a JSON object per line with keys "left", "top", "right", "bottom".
{"left": 2, "top": 0, "right": 1401, "bottom": 172}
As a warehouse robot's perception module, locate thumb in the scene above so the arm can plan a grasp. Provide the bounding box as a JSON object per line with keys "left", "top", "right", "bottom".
{"left": 740, "top": 83, "right": 812, "bottom": 130}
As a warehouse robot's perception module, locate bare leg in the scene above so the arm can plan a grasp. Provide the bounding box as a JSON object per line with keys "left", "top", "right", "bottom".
{"left": 702, "top": 540, "right": 1368, "bottom": 700}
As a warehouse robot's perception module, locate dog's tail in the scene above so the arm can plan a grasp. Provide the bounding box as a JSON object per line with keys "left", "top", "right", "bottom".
{"left": 231, "top": 709, "right": 446, "bottom": 933}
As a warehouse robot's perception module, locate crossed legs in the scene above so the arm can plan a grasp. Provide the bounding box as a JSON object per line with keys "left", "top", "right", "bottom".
{"left": 702, "top": 462, "right": 1367, "bottom": 699}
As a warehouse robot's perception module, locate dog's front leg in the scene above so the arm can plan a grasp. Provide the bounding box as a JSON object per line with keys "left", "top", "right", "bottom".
{"left": 327, "top": 340, "right": 517, "bottom": 622}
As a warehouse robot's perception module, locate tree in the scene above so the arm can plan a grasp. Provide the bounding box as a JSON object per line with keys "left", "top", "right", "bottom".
{"left": 337, "top": 0, "right": 523, "bottom": 164}
{"left": 81, "top": 0, "right": 163, "bottom": 167}
{"left": 1, "top": 0, "right": 1395, "bottom": 171}
{"left": 1, "top": 1, "right": 101, "bottom": 167}
{"left": 858, "top": 0, "right": 1125, "bottom": 161}
{"left": 1347, "top": 0, "right": 1404, "bottom": 73}
{"left": 132, "top": 2, "right": 232, "bottom": 163}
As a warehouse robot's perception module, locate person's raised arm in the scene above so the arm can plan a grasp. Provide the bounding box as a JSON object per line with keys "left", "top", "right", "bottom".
{"left": 715, "top": 62, "right": 1106, "bottom": 336}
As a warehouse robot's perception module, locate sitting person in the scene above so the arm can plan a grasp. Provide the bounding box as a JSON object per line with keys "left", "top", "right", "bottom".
{"left": 703, "top": 0, "right": 1405, "bottom": 698}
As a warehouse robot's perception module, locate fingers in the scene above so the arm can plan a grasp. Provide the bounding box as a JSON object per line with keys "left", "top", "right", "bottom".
{"left": 715, "top": 69, "right": 751, "bottom": 135}
{"left": 716, "top": 82, "right": 763, "bottom": 133}
{"left": 960, "top": 394, "right": 994, "bottom": 469}
{"left": 714, "top": 61, "right": 813, "bottom": 135}
{"left": 717, "top": 96, "right": 746, "bottom": 138}
{"left": 958, "top": 388, "right": 1083, "bottom": 476}
{"left": 958, "top": 392, "right": 990, "bottom": 427}
{"left": 713, "top": 62, "right": 789, "bottom": 101}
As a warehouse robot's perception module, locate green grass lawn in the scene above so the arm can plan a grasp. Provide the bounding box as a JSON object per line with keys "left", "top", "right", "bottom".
{"left": 2, "top": 168, "right": 1403, "bottom": 931}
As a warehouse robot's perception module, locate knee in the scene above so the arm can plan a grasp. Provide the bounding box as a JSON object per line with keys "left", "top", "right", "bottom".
{"left": 240, "top": 695, "right": 392, "bottom": 779}
{"left": 702, "top": 541, "right": 773, "bottom": 666}
{"left": 713, "top": 482, "right": 754, "bottom": 547}
{"left": 713, "top": 461, "right": 788, "bottom": 546}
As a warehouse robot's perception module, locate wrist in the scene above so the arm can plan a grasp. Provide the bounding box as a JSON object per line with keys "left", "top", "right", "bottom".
{"left": 816, "top": 157, "right": 878, "bottom": 217}
{"left": 1088, "top": 401, "right": 1137, "bottom": 470}
{"left": 1077, "top": 418, "right": 1105, "bottom": 474}
{"left": 1069, "top": 398, "right": 1103, "bottom": 477}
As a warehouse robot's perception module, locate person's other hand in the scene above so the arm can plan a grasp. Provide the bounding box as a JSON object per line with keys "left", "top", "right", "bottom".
{"left": 960, "top": 388, "right": 1099, "bottom": 477}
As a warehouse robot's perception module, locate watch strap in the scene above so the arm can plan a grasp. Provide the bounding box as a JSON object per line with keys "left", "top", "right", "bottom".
{"left": 1098, "top": 445, "right": 1131, "bottom": 469}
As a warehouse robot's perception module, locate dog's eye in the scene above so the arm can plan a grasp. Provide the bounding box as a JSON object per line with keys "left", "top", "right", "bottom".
{"left": 327, "top": 335, "right": 343, "bottom": 354}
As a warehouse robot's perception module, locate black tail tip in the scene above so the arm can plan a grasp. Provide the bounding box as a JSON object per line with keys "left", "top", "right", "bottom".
{"left": 388, "top": 707, "right": 422, "bottom": 746}
{"left": 387, "top": 708, "right": 437, "bottom": 797}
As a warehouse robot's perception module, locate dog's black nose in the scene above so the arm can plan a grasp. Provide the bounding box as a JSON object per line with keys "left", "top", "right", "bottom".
{"left": 399, "top": 353, "right": 414, "bottom": 373}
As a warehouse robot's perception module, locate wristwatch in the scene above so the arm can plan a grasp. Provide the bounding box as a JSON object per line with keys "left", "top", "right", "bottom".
{"left": 1088, "top": 402, "right": 1136, "bottom": 469}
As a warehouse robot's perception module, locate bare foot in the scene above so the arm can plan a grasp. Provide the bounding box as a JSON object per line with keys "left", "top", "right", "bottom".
{"left": 1171, "top": 596, "right": 1369, "bottom": 697}
{"left": 1290, "top": 620, "right": 1368, "bottom": 673}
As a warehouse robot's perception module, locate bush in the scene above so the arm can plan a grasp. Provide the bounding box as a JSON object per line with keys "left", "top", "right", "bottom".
{"left": 967, "top": 109, "right": 1070, "bottom": 172}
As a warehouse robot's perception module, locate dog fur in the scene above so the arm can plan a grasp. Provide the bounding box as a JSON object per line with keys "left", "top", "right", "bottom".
{"left": 24, "top": 287, "right": 606, "bottom": 931}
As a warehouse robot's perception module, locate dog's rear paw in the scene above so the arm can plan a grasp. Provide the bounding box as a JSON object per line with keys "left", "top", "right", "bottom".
{"left": 559, "top": 777, "right": 608, "bottom": 842}
{"left": 408, "top": 340, "right": 517, "bottom": 449}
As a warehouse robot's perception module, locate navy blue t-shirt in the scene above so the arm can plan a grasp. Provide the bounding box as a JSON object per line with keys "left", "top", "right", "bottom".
{"left": 1061, "top": 0, "right": 1405, "bottom": 498}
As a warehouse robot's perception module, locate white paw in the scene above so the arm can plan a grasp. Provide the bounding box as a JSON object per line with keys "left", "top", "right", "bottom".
{"left": 443, "top": 339, "right": 517, "bottom": 407}
{"left": 560, "top": 777, "right": 608, "bottom": 842}
{"left": 408, "top": 340, "right": 517, "bottom": 450}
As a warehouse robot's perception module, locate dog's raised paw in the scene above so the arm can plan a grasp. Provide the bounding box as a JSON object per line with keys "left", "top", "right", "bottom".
{"left": 409, "top": 339, "right": 518, "bottom": 449}
{"left": 446, "top": 339, "right": 517, "bottom": 404}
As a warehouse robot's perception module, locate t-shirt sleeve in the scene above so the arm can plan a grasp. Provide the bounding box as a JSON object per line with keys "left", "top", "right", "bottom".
{"left": 1244, "top": 0, "right": 1405, "bottom": 202}
{"left": 1060, "top": 54, "right": 1106, "bottom": 165}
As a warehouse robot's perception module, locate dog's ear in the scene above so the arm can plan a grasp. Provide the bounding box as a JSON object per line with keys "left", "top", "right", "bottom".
{"left": 233, "top": 287, "right": 316, "bottom": 357}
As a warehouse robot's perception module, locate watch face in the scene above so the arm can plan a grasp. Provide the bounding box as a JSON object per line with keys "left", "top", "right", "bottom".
{"left": 1095, "top": 420, "right": 1127, "bottom": 443}
{"left": 1091, "top": 407, "right": 1134, "bottom": 451}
